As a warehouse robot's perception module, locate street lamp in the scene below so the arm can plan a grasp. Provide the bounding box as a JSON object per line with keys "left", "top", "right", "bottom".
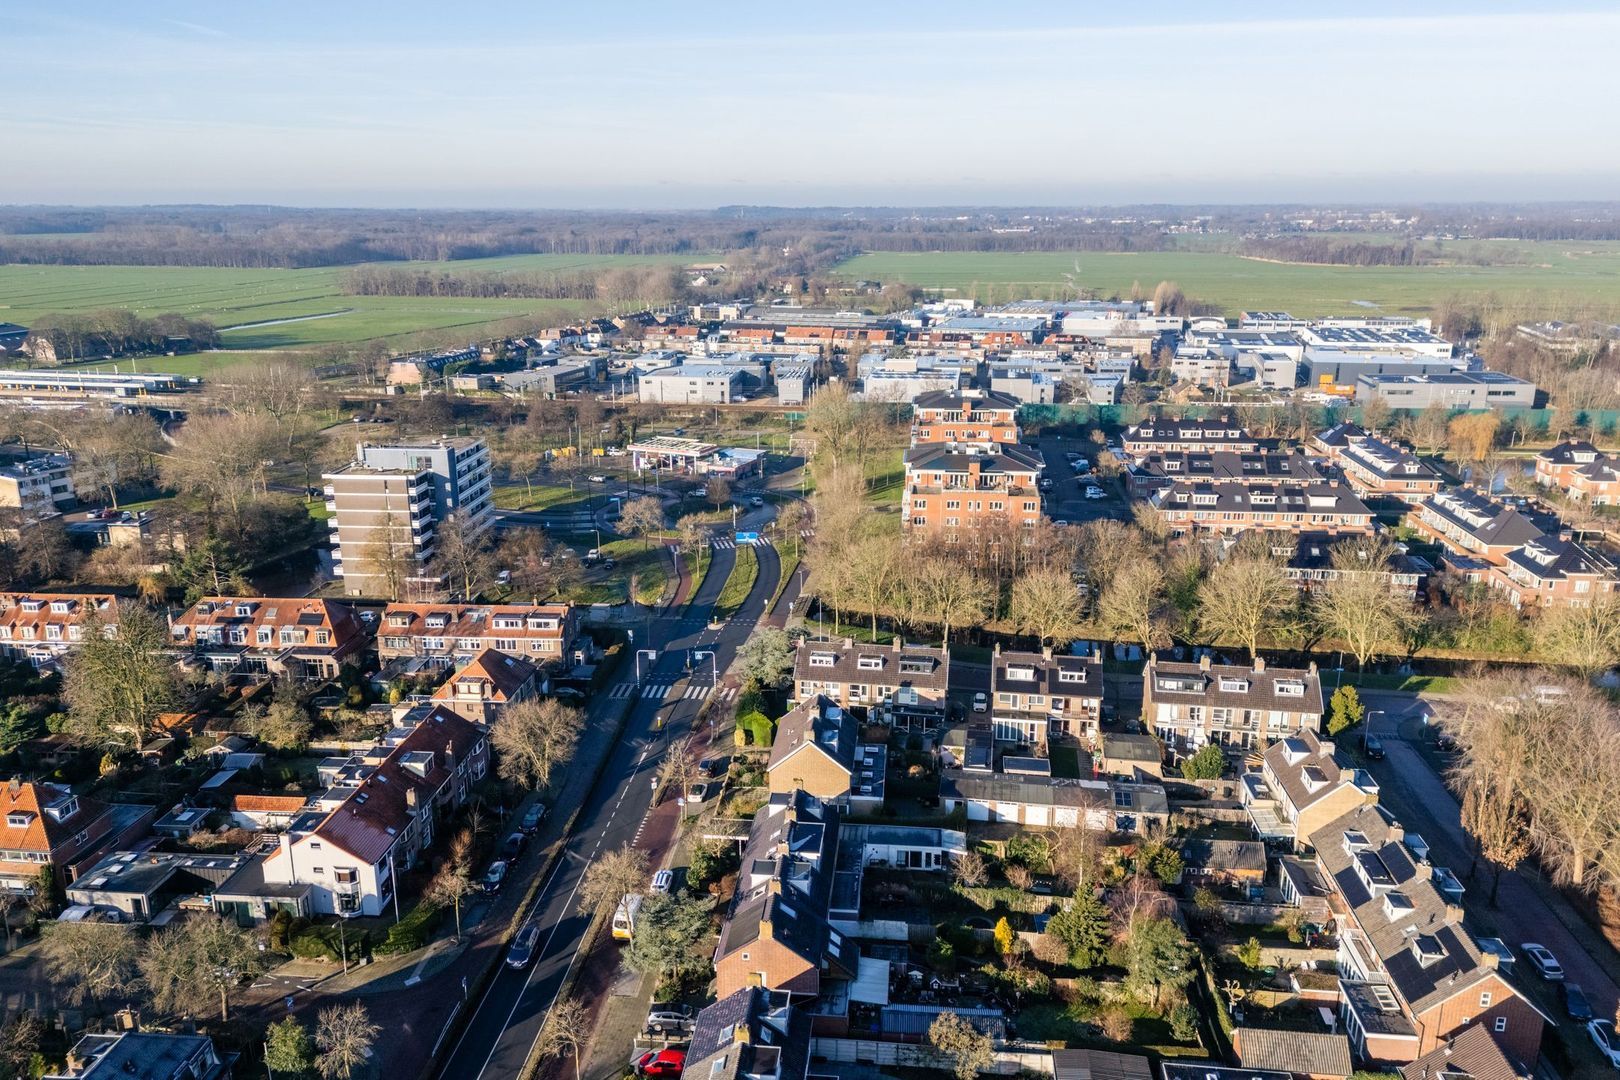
{"left": 635, "top": 648, "right": 658, "bottom": 683}
{"left": 694, "top": 650, "right": 717, "bottom": 683}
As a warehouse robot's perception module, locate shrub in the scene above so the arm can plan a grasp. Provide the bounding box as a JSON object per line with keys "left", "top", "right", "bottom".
{"left": 289, "top": 926, "right": 340, "bottom": 960}
{"left": 1169, "top": 1003, "right": 1199, "bottom": 1042}
{"left": 1100, "top": 1007, "right": 1132, "bottom": 1042}
{"left": 375, "top": 903, "right": 442, "bottom": 955}
{"left": 1181, "top": 744, "right": 1225, "bottom": 781}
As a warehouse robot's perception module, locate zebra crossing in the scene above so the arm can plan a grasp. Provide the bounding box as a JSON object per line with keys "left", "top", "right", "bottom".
{"left": 712, "top": 536, "right": 773, "bottom": 550}
{"left": 606, "top": 682, "right": 740, "bottom": 702}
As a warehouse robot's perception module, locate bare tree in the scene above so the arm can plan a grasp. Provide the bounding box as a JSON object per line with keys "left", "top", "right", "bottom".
{"left": 1313, "top": 534, "right": 1414, "bottom": 670}
{"left": 137, "top": 916, "right": 264, "bottom": 1021}
{"left": 355, "top": 507, "right": 416, "bottom": 602}
{"left": 315, "top": 1001, "right": 380, "bottom": 1080}
{"left": 39, "top": 922, "right": 138, "bottom": 1009}
{"left": 845, "top": 535, "right": 902, "bottom": 638}
{"left": 578, "top": 845, "right": 649, "bottom": 917}
{"left": 1535, "top": 591, "right": 1620, "bottom": 676}
{"left": 951, "top": 850, "right": 989, "bottom": 889}
{"left": 498, "top": 528, "right": 564, "bottom": 601}
{"left": 426, "top": 829, "right": 477, "bottom": 940}
{"left": 431, "top": 515, "right": 496, "bottom": 601}
{"left": 705, "top": 477, "right": 732, "bottom": 513}
{"left": 912, "top": 557, "right": 992, "bottom": 645}
{"left": 1197, "top": 555, "right": 1296, "bottom": 657}
{"left": 619, "top": 496, "right": 665, "bottom": 550}
{"left": 1009, "top": 566, "right": 1084, "bottom": 650}
{"left": 159, "top": 411, "right": 282, "bottom": 528}
{"left": 536, "top": 995, "right": 589, "bottom": 1080}
{"left": 1096, "top": 560, "right": 1169, "bottom": 652}
{"left": 490, "top": 698, "right": 582, "bottom": 791}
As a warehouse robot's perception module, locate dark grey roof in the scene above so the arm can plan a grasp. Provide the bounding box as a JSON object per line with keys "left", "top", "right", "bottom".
{"left": 912, "top": 388, "right": 1022, "bottom": 413}
{"left": 1309, "top": 804, "right": 1505, "bottom": 1016}
{"left": 1400, "top": 1025, "right": 1529, "bottom": 1080}
{"left": 1101, "top": 733, "right": 1161, "bottom": 763}
{"left": 1341, "top": 437, "right": 1442, "bottom": 482}
{"left": 1536, "top": 439, "right": 1603, "bottom": 466}
{"left": 1502, "top": 536, "right": 1617, "bottom": 583}
{"left": 53, "top": 1032, "right": 229, "bottom": 1080}
{"left": 1052, "top": 1049, "right": 1153, "bottom": 1080}
{"left": 903, "top": 442, "right": 1044, "bottom": 474}
{"left": 687, "top": 989, "right": 811, "bottom": 1080}
{"left": 1178, "top": 838, "right": 1267, "bottom": 874}
{"left": 1161, "top": 1063, "right": 1292, "bottom": 1080}
{"left": 768, "top": 696, "right": 857, "bottom": 777}
{"left": 1315, "top": 422, "right": 1370, "bottom": 449}
{"left": 1135, "top": 450, "right": 1324, "bottom": 485}
{"left": 1260, "top": 728, "right": 1369, "bottom": 814}
{"left": 1152, "top": 481, "right": 1373, "bottom": 520}
{"left": 793, "top": 639, "right": 950, "bottom": 696}
{"left": 991, "top": 649, "right": 1102, "bottom": 700}
{"left": 939, "top": 770, "right": 1168, "bottom": 817}
{"left": 1419, "top": 489, "right": 1546, "bottom": 549}
{"left": 1123, "top": 418, "right": 1256, "bottom": 445}
{"left": 1149, "top": 658, "right": 1324, "bottom": 716}
{"left": 1234, "top": 1027, "right": 1353, "bottom": 1078}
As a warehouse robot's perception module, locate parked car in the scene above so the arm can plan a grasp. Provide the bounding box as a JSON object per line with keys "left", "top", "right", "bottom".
{"left": 1589, "top": 1019, "right": 1620, "bottom": 1068}
{"left": 1562, "top": 982, "right": 1594, "bottom": 1021}
{"left": 651, "top": 870, "right": 674, "bottom": 894}
{"left": 520, "top": 804, "right": 546, "bottom": 833}
{"left": 635, "top": 1049, "right": 686, "bottom": 1077}
{"left": 501, "top": 833, "right": 527, "bottom": 860}
{"left": 588, "top": 474, "right": 609, "bottom": 484}
{"left": 646, "top": 1006, "right": 695, "bottom": 1035}
{"left": 507, "top": 922, "right": 541, "bottom": 969}
{"left": 1038, "top": 477, "right": 1054, "bottom": 490}
{"left": 972, "top": 692, "right": 987, "bottom": 713}
{"left": 1521, "top": 942, "right": 1563, "bottom": 980}
{"left": 698, "top": 757, "right": 722, "bottom": 777}
{"left": 750, "top": 497, "right": 764, "bottom": 507}
{"left": 1084, "top": 486, "right": 1106, "bottom": 500}
{"left": 1363, "top": 734, "right": 1385, "bottom": 760}
{"left": 481, "top": 860, "right": 509, "bottom": 894}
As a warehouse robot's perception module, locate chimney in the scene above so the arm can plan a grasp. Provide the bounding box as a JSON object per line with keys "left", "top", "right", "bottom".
{"left": 1319, "top": 740, "right": 1335, "bottom": 756}
{"left": 1253, "top": 655, "right": 1266, "bottom": 673}
{"left": 1411, "top": 861, "right": 1432, "bottom": 881}
{"left": 1387, "top": 822, "right": 1404, "bottom": 843}
{"left": 758, "top": 911, "right": 773, "bottom": 939}
{"left": 843, "top": 637, "right": 853, "bottom": 649}
{"left": 7, "top": 777, "right": 18, "bottom": 798}
{"left": 1199, "top": 654, "right": 1211, "bottom": 672}
{"left": 1308, "top": 660, "right": 1318, "bottom": 675}
{"left": 1444, "top": 903, "right": 1465, "bottom": 924}
{"left": 1479, "top": 950, "right": 1499, "bottom": 970}
{"left": 993, "top": 642, "right": 1001, "bottom": 658}
{"left": 893, "top": 637, "right": 902, "bottom": 653}
{"left": 1042, "top": 645, "right": 1053, "bottom": 660}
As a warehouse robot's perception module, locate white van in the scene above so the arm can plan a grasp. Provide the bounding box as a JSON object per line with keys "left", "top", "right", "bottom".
{"left": 612, "top": 894, "right": 644, "bottom": 940}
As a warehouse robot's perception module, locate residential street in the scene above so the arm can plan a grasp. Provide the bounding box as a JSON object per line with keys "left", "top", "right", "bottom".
{"left": 1358, "top": 692, "right": 1620, "bottom": 1023}
{"left": 433, "top": 521, "right": 782, "bottom": 1080}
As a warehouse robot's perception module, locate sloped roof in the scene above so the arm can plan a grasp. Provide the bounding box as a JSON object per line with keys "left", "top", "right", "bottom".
{"left": 0, "top": 782, "right": 107, "bottom": 857}
{"left": 1149, "top": 657, "right": 1324, "bottom": 715}
{"left": 1234, "top": 1027, "right": 1353, "bottom": 1078}
{"left": 1399, "top": 1025, "right": 1528, "bottom": 1080}
{"left": 768, "top": 696, "right": 856, "bottom": 778}
{"left": 686, "top": 988, "right": 810, "bottom": 1080}
{"left": 433, "top": 648, "right": 538, "bottom": 702}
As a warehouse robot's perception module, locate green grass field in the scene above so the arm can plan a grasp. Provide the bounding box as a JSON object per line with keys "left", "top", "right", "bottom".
{"left": 836, "top": 243, "right": 1620, "bottom": 318}
{"left": 0, "top": 253, "right": 697, "bottom": 351}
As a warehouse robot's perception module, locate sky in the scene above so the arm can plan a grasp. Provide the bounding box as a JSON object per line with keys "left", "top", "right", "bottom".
{"left": 4, "top": 1, "right": 1620, "bottom": 209}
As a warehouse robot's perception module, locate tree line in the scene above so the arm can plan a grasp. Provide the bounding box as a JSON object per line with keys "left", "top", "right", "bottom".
{"left": 23, "top": 309, "right": 220, "bottom": 361}
{"left": 340, "top": 263, "right": 683, "bottom": 306}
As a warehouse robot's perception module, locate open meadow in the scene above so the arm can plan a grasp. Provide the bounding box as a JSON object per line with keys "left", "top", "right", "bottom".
{"left": 0, "top": 252, "right": 697, "bottom": 351}
{"left": 836, "top": 242, "right": 1620, "bottom": 319}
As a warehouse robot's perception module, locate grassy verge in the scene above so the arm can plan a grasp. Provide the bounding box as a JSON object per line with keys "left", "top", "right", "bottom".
{"left": 558, "top": 539, "right": 668, "bottom": 606}
{"left": 769, "top": 547, "right": 800, "bottom": 611}
{"left": 493, "top": 482, "right": 595, "bottom": 513}
{"left": 714, "top": 545, "right": 758, "bottom": 621}
{"left": 1331, "top": 672, "right": 1463, "bottom": 695}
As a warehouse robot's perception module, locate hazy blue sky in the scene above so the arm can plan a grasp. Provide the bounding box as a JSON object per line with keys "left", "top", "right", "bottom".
{"left": 5, "top": 2, "right": 1618, "bottom": 208}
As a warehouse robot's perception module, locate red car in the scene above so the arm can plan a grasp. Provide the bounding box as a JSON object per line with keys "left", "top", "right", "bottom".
{"left": 636, "top": 1049, "right": 686, "bottom": 1078}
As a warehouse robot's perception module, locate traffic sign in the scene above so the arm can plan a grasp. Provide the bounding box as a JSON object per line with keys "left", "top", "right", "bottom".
{"left": 735, "top": 531, "right": 759, "bottom": 544}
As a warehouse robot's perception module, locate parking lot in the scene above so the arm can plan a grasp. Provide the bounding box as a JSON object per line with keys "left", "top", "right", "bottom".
{"left": 1031, "top": 433, "right": 1129, "bottom": 526}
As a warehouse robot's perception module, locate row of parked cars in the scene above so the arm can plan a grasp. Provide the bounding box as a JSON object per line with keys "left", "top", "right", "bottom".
{"left": 1516, "top": 942, "right": 1620, "bottom": 1068}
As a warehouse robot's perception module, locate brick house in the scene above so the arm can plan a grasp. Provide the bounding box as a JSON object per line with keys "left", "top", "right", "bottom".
{"left": 765, "top": 696, "right": 877, "bottom": 805}
{"left": 937, "top": 770, "right": 1169, "bottom": 834}
{"left": 791, "top": 638, "right": 949, "bottom": 729}
{"left": 1121, "top": 418, "right": 1258, "bottom": 459}
{"left": 987, "top": 645, "right": 1103, "bottom": 744}
{"left": 1337, "top": 438, "right": 1444, "bottom": 505}
{"left": 1491, "top": 535, "right": 1619, "bottom": 608}
{"left": 902, "top": 442, "right": 1045, "bottom": 535}
{"left": 1126, "top": 450, "right": 1324, "bottom": 499}
{"left": 714, "top": 793, "right": 855, "bottom": 1002}
{"left": 1534, "top": 439, "right": 1620, "bottom": 502}
{"left": 0, "top": 781, "right": 142, "bottom": 892}
{"left": 1313, "top": 804, "right": 1549, "bottom": 1067}
{"left": 1143, "top": 655, "right": 1324, "bottom": 753}
{"left": 0, "top": 592, "right": 119, "bottom": 668}
{"left": 430, "top": 648, "right": 543, "bottom": 725}
{"left": 909, "top": 388, "right": 1022, "bottom": 446}
{"left": 684, "top": 988, "right": 811, "bottom": 1080}
{"left": 1244, "top": 728, "right": 1380, "bottom": 851}
{"left": 375, "top": 602, "right": 579, "bottom": 668}
{"left": 253, "top": 705, "right": 488, "bottom": 917}
{"left": 1149, "top": 481, "right": 1375, "bottom": 537}
{"left": 169, "top": 597, "right": 370, "bottom": 680}
{"left": 1408, "top": 490, "right": 1547, "bottom": 566}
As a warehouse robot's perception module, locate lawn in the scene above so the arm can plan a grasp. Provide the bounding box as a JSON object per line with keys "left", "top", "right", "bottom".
{"left": 492, "top": 482, "right": 595, "bottom": 513}
{"left": 714, "top": 544, "right": 759, "bottom": 620}
{"left": 835, "top": 244, "right": 1620, "bottom": 319}
{"left": 0, "top": 252, "right": 697, "bottom": 351}
{"left": 557, "top": 538, "right": 670, "bottom": 606}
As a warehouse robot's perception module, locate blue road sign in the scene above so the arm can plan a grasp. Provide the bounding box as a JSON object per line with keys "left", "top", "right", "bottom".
{"left": 735, "top": 531, "right": 759, "bottom": 544}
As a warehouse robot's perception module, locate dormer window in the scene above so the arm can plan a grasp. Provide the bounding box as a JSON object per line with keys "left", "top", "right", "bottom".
{"left": 49, "top": 601, "right": 70, "bottom": 614}
{"left": 1275, "top": 680, "right": 1305, "bottom": 697}
{"left": 1057, "top": 669, "right": 1085, "bottom": 684}
{"left": 808, "top": 653, "right": 835, "bottom": 668}
{"left": 1005, "top": 666, "right": 1036, "bottom": 682}
{"left": 235, "top": 604, "right": 253, "bottom": 617}
{"left": 19, "top": 600, "right": 41, "bottom": 613}
{"left": 1410, "top": 934, "right": 1446, "bottom": 967}
{"left": 6, "top": 811, "right": 32, "bottom": 828}
{"left": 1382, "top": 891, "right": 1415, "bottom": 921}
{"left": 856, "top": 656, "right": 883, "bottom": 671}
{"left": 1218, "top": 678, "right": 1249, "bottom": 693}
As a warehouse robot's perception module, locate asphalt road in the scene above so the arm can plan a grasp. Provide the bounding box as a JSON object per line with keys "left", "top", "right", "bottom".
{"left": 1358, "top": 693, "right": 1620, "bottom": 1025}
{"left": 436, "top": 522, "right": 781, "bottom": 1080}
{"left": 1030, "top": 433, "right": 1126, "bottom": 525}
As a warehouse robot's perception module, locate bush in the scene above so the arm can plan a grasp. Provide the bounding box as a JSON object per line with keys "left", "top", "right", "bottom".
{"left": 1169, "top": 1003, "right": 1199, "bottom": 1042}
{"left": 735, "top": 710, "right": 774, "bottom": 747}
{"left": 1100, "top": 1007, "right": 1132, "bottom": 1042}
{"left": 289, "top": 926, "right": 340, "bottom": 960}
{"left": 1181, "top": 744, "right": 1225, "bottom": 781}
{"left": 375, "top": 903, "right": 442, "bottom": 955}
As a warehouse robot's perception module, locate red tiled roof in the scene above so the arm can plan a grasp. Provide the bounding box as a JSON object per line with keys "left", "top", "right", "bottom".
{"left": 232, "top": 794, "right": 307, "bottom": 813}
{"left": 0, "top": 782, "right": 106, "bottom": 856}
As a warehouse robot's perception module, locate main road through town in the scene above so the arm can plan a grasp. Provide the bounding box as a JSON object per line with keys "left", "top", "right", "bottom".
{"left": 435, "top": 522, "right": 785, "bottom": 1080}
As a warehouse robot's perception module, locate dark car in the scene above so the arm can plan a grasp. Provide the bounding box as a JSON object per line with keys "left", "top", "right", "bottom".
{"left": 481, "top": 860, "right": 509, "bottom": 894}
{"left": 1364, "top": 734, "right": 1385, "bottom": 760}
{"left": 519, "top": 804, "right": 546, "bottom": 834}
{"left": 501, "top": 833, "right": 527, "bottom": 860}
{"left": 507, "top": 922, "right": 541, "bottom": 969}
{"left": 635, "top": 1049, "right": 686, "bottom": 1078}
{"left": 1562, "top": 982, "right": 1594, "bottom": 1021}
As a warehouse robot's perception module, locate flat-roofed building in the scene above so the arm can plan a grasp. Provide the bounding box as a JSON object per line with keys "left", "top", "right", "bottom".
{"left": 1355, "top": 371, "right": 1536, "bottom": 410}
{"left": 1299, "top": 324, "right": 1454, "bottom": 359}
{"left": 323, "top": 438, "right": 493, "bottom": 598}
{"left": 637, "top": 363, "right": 741, "bottom": 404}
{"left": 0, "top": 453, "right": 74, "bottom": 520}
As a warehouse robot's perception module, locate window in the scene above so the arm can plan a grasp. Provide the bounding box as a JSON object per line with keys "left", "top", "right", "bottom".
{"left": 1493, "top": 1017, "right": 1507, "bottom": 1033}
{"left": 1058, "top": 669, "right": 1085, "bottom": 683}
{"left": 857, "top": 656, "right": 883, "bottom": 671}
{"left": 808, "top": 653, "right": 835, "bottom": 668}
{"left": 1274, "top": 681, "right": 1305, "bottom": 697}
{"left": 1478, "top": 992, "right": 1492, "bottom": 1008}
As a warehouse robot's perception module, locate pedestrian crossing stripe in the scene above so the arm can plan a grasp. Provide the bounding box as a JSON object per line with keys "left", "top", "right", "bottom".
{"left": 640, "top": 683, "right": 672, "bottom": 699}
{"left": 711, "top": 539, "right": 734, "bottom": 549}
{"left": 714, "top": 686, "right": 737, "bottom": 702}
{"left": 682, "top": 684, "right": 712, "bottom": 700}
{"left": 609, "top": 684, "right": 635, "bottom": 699}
